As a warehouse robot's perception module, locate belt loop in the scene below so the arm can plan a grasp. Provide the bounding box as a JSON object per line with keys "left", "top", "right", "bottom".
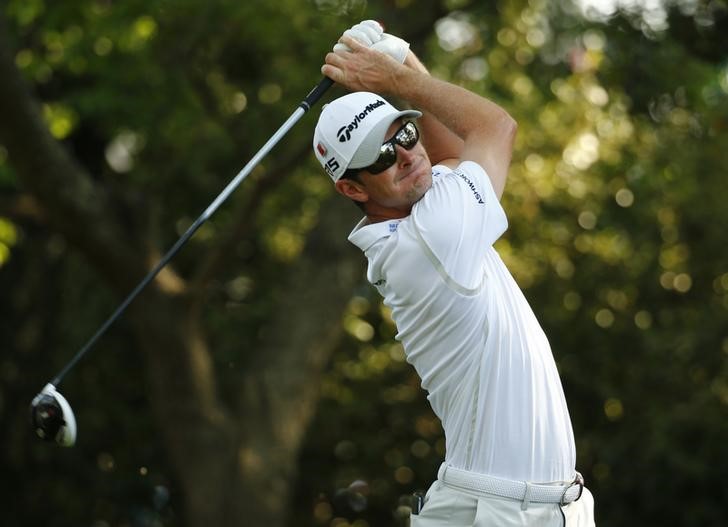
{"left": 438, "top": 463, "right": 448, "bottom": 481}
{"left": 521, "top": 482, "right": 532, "bottom": 511}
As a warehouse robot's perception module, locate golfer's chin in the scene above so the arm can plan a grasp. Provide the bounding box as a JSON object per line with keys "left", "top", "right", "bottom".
{"left": 406, "top": 171, "right": 433, "bottom": 204}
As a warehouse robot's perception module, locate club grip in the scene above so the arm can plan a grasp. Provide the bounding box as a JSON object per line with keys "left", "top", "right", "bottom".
{"left": 300, "top": 76, "right": 335, "bottom": 111}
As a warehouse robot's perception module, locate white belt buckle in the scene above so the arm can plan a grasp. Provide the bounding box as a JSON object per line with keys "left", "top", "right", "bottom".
{"left": 560, "top": 471, "right": 585, "bottom": 506}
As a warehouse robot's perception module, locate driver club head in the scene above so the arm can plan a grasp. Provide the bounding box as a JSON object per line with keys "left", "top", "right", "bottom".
{"left": 30, "top": 383, "right": 77, "bottom": 447}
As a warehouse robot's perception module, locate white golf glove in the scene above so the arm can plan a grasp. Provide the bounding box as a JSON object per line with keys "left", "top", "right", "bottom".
{"left": 333, "top": 20, "right": 410, "bottom": 64}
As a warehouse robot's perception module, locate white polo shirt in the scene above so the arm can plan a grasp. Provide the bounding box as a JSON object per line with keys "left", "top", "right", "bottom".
{"left": 348, "top": 161, "right": 576, "bottom": 483}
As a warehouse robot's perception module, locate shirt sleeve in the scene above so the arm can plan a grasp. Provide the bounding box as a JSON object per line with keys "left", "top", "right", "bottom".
{"left": 411, "top": 161, "right": 508, "bottom": 291}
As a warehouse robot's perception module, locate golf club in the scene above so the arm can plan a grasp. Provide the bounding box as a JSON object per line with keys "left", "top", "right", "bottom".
{"left": 30, "top": 76, "right": 335, "bottom": 446}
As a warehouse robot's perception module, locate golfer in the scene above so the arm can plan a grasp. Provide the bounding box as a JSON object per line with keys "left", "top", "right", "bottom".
{"left": 313, "top": 22, "right": 596, "bottom": 527}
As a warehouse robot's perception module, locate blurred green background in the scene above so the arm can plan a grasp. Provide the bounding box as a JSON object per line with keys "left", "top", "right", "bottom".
{"left": 1, "top": 0, "right": 727, "bottom": 525}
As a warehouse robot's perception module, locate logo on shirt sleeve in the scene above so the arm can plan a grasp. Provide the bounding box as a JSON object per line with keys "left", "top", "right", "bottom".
{"left": 456, "top": 171, "right": 485, "bottom": 204}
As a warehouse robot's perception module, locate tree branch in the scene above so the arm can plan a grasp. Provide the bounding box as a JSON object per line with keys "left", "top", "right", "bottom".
{"left": 189, "top": 140, "right": 312, "bottom": 293}
{"left": 0, "top": 15, "right": 146, "bottom": 291}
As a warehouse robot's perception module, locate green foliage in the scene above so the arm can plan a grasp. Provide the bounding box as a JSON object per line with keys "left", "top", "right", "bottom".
{"left": 292, "top": 1, "right": 728, "bottom": 526}
{"left": 1, "top": 0, "right": 727, "bottom": 526}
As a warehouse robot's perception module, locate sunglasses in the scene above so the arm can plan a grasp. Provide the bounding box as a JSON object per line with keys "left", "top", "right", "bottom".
{"left": 346, "top": 121, "right": 420, "bottom": 177}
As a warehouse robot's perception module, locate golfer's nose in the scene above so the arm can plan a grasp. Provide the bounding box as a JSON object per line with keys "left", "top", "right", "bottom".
{"left": 396, "top": 144, "right": 415, "bottom": 167}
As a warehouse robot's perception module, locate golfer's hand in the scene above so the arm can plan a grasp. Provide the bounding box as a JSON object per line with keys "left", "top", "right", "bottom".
{"left": 323, "top": 35, "right": 405, "bottom": 93}
{"left": 332, "top": 20, "right": 410, "bottom": 64}
{"left": 333, "top": 20, "right": 383, "bottom": 51}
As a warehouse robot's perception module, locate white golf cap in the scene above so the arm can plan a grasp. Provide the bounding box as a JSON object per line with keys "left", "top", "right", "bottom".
{"left": 313, "top": 91, "right": 421, "bottom": 181}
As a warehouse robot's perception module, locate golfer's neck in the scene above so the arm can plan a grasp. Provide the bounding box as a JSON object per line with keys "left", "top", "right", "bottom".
{"left": 365, "top": 206, "right": 411, "bottom": 224}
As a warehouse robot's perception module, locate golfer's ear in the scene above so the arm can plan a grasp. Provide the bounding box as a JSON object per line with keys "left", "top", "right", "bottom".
{"left": 335, "top": 178, "right": 368, "bottom": 203}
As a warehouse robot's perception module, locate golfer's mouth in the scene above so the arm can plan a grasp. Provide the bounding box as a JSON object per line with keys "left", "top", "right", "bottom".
{"left": 397, "top": 159, "right": 425, "bottom": 183}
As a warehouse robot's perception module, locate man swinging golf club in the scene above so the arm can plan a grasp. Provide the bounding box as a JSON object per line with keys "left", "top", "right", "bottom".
{"left": 313, "top": 21, "right": 596, "bottom": 526}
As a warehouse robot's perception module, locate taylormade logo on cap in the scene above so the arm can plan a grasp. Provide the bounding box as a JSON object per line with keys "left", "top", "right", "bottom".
{"left": 336, "top": 99, "right": 386, "bottom": 142}
{"left": 312, "top": 91, "right": 421, "bottom": 182}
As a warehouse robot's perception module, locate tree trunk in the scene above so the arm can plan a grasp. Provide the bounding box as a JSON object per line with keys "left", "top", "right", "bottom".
{"left": 127, "top": 196, "right": 361, "bottom": 526}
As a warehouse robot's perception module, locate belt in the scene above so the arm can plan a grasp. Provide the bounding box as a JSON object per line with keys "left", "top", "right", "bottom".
{"left": 438, "top": 463, "right": 584, "bottom": 508}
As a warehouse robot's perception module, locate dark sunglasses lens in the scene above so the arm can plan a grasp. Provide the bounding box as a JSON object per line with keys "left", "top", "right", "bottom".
{"left": 365, "top": 121, "right": 419, "bottom": 174}
{"left": 397, "top": 122, "right": 419, "bottom": 148}
{"left": 367, "top": 143, "right": 397, "bottom": 174}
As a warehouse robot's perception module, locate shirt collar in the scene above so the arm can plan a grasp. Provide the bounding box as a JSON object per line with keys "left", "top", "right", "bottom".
{"left": 348, "top": 216, "right": 404, "bottom": 252}
{"left": 347, "top": 166, "right": 447, "bottom": 252}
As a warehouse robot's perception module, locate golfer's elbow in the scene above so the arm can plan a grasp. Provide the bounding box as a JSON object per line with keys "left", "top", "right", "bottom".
{"left": 476, "top": 108, "right": 517, "bottom": 151}
{"left": 500, "top": 110, "right": 518, "bottom": 145}
{"left": 481, "top": 111, "right": 517, "bottom": 199}
{"left": 497, "top": 111, "right": 518, "bottom": 172}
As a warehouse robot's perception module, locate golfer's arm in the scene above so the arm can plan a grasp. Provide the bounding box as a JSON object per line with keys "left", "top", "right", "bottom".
{"left": 402, "top": 52, "right": 463, "bottom": 168}
{"left": 392, "top": 67, "right": 517, "bottom": 198}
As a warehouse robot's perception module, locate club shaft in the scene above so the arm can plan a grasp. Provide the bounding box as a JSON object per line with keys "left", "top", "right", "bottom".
{"left": 51, "top": 77, "right": 334, "bottom": 386}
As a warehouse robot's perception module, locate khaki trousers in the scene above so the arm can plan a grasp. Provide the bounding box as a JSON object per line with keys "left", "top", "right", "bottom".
{"left": 410, "top": 480, "right": 596, "bottom": 527}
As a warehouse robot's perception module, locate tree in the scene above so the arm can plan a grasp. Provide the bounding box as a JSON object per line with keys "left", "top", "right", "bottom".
{"left": 2, "top": 1, "right": 728, "bottom": 526}
{"left": 0, "top": 1, "right": 446, "bottom": 525}
{"left": 0, "top": 1, "right": 362, "bottom": 525}
{"left": 292, "top": 1, "right": 728, "bottom": 526}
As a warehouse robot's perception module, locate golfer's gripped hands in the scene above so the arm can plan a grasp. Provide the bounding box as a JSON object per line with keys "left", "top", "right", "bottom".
{"left": 332, "top": 20, "right": 410, "bottom": 63}
{"left": 333, "top": 20, "right": 384, "bottom": 52}
{"left": 322, "top": 35, "right": 410, "bottom": 95}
